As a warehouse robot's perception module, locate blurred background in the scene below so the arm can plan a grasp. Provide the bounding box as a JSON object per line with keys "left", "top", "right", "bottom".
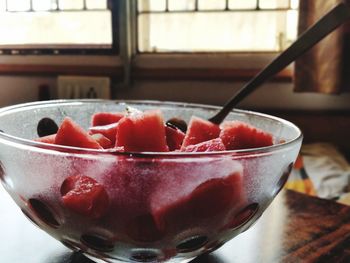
{"left": 0, "top": 0, "right": 349, "bottom": 157}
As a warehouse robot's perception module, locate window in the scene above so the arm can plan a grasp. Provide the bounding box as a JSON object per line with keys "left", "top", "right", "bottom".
{"left": 0, "top": 0, "right": 299, "bottom": 80}
{"left": 137, "top": 0, "right": 299, "bottom": 53}
{"left": 0, "top": 0, "right": 118, "bottom": 55}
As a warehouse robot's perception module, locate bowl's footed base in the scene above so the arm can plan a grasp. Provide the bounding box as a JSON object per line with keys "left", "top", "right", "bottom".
{"left": 84, "top": 252, "right": 195, "bottom": 263}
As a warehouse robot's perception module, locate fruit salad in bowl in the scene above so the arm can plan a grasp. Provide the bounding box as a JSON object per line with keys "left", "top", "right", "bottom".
{"left": 0, "top": 100, "right": 302, "bottom": 262}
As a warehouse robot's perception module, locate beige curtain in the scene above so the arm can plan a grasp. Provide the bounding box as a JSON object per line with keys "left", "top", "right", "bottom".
{"left": 294, "top": 0, "right": 350, "bottom": 93}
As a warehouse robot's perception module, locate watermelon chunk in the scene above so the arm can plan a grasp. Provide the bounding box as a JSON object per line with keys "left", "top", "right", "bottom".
{"left": 55, "top": 117, "right": 102, "bottom": 149}
{"left": 115, "top": 110, "right": 169, "bottom": 152}
{"left": 181, "top": 138, "right": 226, "bottom": 152}
{"left": 220, "top": 121, "right": 273, "bottom": 150}
{"left": 181, "top": 117, "right": 220, "bottom": 149}
{"left": 126, "top": 213, "right": 163, "bottom": 242}
{"left": 89, "top": 123, "right": 119, "bottom": 144}
{"left": 151, "top": 171, "right": 243, "bottom": 233}
{"left": 90, "top": 133, "right": 113, "bottom": 149}
{"left": 61, "top": 175, "right": 109, "bottom": 219}
{"left": 165, "top": 126, "right": 185, "bottom": 151}
{"left": 91, "top": 112, "right": 124, "bottom": 127}
{"left": 34, "top": 134, "right": 56, "bottom": 144}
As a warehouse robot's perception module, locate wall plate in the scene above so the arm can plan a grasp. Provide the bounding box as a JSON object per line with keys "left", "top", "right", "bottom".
{"left": 57, "top": 76, "right": 111, "bottom": 99}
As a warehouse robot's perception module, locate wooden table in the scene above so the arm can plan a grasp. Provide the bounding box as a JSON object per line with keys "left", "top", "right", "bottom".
{"left": 1, "top": 186, "right": 350, "bottom": 263}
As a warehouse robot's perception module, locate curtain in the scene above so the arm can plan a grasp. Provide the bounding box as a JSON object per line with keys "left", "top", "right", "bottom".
{"left": 294, "top": 0, "right": 350, "bottom": 93}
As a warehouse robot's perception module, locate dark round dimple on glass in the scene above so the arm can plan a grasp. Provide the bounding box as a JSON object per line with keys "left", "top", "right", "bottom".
{"left": 206, "top": 241, "right": 224, "bottom": 254}
{"left": 28, "top": 198, "right": 60, "bottom": 228}
{"left": 176, "top": 235, "right": 208, "bottom": 253}
{"left": 0, "top": 161, "right": 5, "bottom": 182}
{"left": 130, "top": 250, "right": 159, "bottom": 262}
{"left": 275, "top": 162, "right": 294, "bottom": 195}
{"left": 227, "top": 203, "right": 259, "bottom": 230}
{"left": 61, "top": 240, "right": 81, "bottom": 252}
{"left": 80, "top": 234, "right": 114, "bottom": 252}
{"left": 37, "top": 117, "right": 59, "bottom": 137}
{"left": 21, "top": 208, "right": 40, "bottom": 227}
{"left": 166, "top": 117, "right": 187, "bottom": 133}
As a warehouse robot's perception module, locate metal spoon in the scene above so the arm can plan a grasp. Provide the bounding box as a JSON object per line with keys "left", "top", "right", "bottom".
{"left": 208, "top": 2, "right": 350, "bottom": 125}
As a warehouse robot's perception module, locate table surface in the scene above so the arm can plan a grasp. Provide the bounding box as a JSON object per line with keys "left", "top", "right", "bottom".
{"left": 2, "top": 186, "right": 350, "bottom": 263}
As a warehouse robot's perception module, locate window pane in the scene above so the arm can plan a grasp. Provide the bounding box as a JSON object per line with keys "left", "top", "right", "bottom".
{"left": 8, "top": 0, "right": 31, "bottom": 11}
{"left": 169, "top": 0, "right": 196, "bottom": 11}
{"left": 86, "top": 0, "right": 107, "bottom": 9}
{"left": 229, "top": 0, "right": 257, "bottom": 10}
{"left": 0, "top": 11, "right": 112, "bottom": 47}
{"left": 198, "top": 0, "right": 226, "bottom": 10}
{"left": 291, "top": 0, "right": 299, "bottom": 9}
{"left": 33, "top": 0, "right": 57, "bottom": 11}
{"left": 286, "top": 10, "right": 298, "bottom": 44}
{"left": 59, "top": 0, "right": 84, "bottom": 10}
{"left": 0, "top": 0, "right": 7, "bottom": 11}
{"left": 138, "top": 0, "right": 166, "bottom": 12}
{"left": 138, "top": 11, "right": 296, "bottom": 52}
{"left": 259, "top": 0, "right": 290, "bottom": 9}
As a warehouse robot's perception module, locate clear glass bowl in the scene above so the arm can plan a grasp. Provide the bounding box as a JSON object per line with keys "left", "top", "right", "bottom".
{"left": 0, "top": 100, "right": 302, "bottom": 263}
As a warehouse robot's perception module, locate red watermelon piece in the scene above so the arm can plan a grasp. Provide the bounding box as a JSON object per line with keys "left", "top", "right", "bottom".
{"left": 181, "top": 117, "right": 220, "bottom": 149}
{"left": 220, "top": 121, "right": 273, "bottom": 150}
{"left": 151, "top": 170, "right": 243, "bottom": 233}
{"left": 181, "top": 138, "right": 226, "bottom": 152}
{"left": 165, "top": 126, "right": 185, "bottom": 151}
{"left": 55, "top": 117, "right": 102, "bottom": 149}
{"left": 91, "top": 112, "right": 124, "bottom": 127}
{"left": 90, "top": 133, "right": 113, "bottom": 149}
{"left": 115, "top": 110, "right": 169, "bottom": 152}
{"left": 61, "top": 175, "right": 109, "bottom": 219}
{"left": 89, "top": 123, "right": 119, "bottom": 144}
{"left": 126, "top": 213, "right": 163, "bottom": 242}
{"left": 35, "top": 134, "right": 56, "bottom": 144}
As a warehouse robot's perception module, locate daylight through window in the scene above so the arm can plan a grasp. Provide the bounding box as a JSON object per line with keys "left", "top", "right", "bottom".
{"left": 0, "top": 0, "right": 115, "bottom": 54}
{"left": 138, "top": 0, "right": 299, "bottom": 52}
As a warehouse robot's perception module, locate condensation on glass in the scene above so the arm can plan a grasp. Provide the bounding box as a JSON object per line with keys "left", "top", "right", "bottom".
{"left": 138, "top": 0, "right": 299, "bottom": 52}
{"left": 0, "top": 0, "right": 112, "bottom": 50}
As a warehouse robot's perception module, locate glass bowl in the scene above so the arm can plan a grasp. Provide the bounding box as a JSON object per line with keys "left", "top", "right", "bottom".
{"left": 0, "top": 100, "right": 302, "bottom": 263}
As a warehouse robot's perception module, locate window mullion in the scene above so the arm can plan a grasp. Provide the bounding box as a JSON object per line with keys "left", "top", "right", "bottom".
{"left": 116, "top": 0, "right": 138, "bottom": 92}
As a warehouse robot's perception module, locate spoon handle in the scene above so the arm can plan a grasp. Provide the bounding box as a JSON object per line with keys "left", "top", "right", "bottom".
{"left": 209, "top": 2, "right": 350, "bottom": 125}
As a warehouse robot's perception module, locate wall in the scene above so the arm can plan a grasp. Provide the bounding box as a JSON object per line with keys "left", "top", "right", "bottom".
{"left": 118, "top": 81, "right": 350, "bottom": 111}
{"left": 0, "top": 76, "right": 56, "bottom": 108}
{"left": 1, "top": 78, "right": 350, "bottom": 111}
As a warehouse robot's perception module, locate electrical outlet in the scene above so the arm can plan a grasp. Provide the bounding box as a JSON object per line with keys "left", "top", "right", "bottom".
{"left": 57, "top": 76, "right": 111, "bottom": 99}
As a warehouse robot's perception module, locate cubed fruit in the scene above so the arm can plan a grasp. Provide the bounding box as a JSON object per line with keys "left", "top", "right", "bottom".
{"left": 91, "top": 133, "right": 113, "bottom": 149}
{"left": 61, "top": 175, "right": 109, "bottom": 219}
{"left": 89, "top": 122, "right": 119, "bottom": 144}
{"left": 91, "top": 112, "right": 124, "bottom": 127}
{"left": 55, "top": 117, "right": 102, "bottom": 149}
{"left": 115, "top": 110, "right": 169, "bottom": 152}
{"left": 165, "top": 126, "right": 185, "bottom": 151}
{"left": 181, "top": 117, "right": 220, "bottom": 149}
{"left": 152, "top": 172, "right": 243, "bottom": 232}
{"left": 220, "top": 121, "right": 273, "bottom": 150}
{"left": 34, "top": 134, "right": 56, "bottom": 144}
{"left": 166, "top": 117, "right": 187, "bottom": 133}
{"left": 37, "top": 117, "right": 59, "bottom": 137}
{"left": 181, "top": 138, "right": 226, "bottom": 152}
{"left": 126, "top": 213, "right": 164, "bottom": 242}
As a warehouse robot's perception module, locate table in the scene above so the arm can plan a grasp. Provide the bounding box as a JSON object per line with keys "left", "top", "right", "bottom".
{"left": 1, "top": 186, "right": 350, "bottom": 263}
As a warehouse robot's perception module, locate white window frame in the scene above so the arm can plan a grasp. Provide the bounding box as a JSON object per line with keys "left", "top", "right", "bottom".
{"left": 119, "top": 0, "right": 296, "bottom": 86}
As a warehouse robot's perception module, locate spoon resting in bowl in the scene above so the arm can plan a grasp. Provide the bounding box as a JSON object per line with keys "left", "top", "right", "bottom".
{"left": 208, "top": 2, "right": 350, "bottom": 125}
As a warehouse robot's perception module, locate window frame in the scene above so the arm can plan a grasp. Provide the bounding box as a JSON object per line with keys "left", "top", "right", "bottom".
{"left": 127, "top": 0, "right": 295, "bottom": 82}
{"left": 0, "top": 0, "right": 296, "bottom": 82}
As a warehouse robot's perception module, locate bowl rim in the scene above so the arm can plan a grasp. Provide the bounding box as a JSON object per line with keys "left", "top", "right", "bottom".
{"left": 0, "top": 99, "right": 303, "bottom": 158}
